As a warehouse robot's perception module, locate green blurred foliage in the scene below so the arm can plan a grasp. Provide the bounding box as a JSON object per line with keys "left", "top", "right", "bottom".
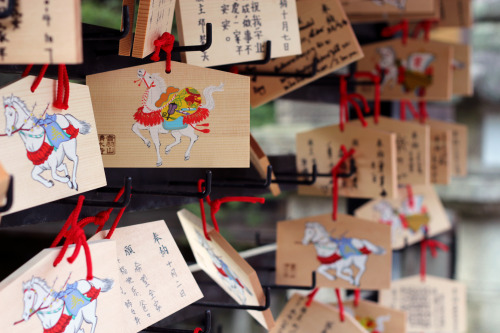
{"left": 81, "top": 0, "right": 123, "bottom": 29}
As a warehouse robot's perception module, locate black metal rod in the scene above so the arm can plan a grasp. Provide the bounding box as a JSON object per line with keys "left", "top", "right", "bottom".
{"left": 263, "top": 271, "right": 317, "bottom": 291}
{"left": 192, "top": 287, "right": 271, "bottom": 311}
{"left": 142, "top": 310, "right": 211, "bottom": 333}
{"left": 132, "top": 171, "right": 212, "bottom": 199}
{"left": 230, "top": 40, "right": 272, "bottom": 66}
{"left": 83, "top": 6, "right": 130, "bottom": 41}
{"left": 273, "top": 164, "right": 318, "bottom": 185}
{"left": 240, "top": 57, "right": 318, "bottom": 79}
{"left": 173, "top": 23, "right": 212, "bottom": 53}
{"left": 0, "top": 176, "right": 13, "bottom": 213}
{"left": 58, "top": 177, "right": 132, "bottom": 208}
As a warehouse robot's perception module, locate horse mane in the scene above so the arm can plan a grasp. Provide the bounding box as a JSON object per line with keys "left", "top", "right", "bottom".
{"left": 24, "top": 276, "right": 51, "bottom": 293}
{"left": 5, "top": 95, "right": 30, "bottom": 116}
{"left": 151, "top": 73, "right": 166, "bottom": 92}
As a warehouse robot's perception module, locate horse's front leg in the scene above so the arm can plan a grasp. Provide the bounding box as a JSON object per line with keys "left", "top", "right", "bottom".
{"left": 335, "top": 261, "right": 355, "bottom": 285}
{"left": 149, "top": 127, "right": 163, "bottom": 167}
{"left": 132, "top": 122, "right": 151, "bottom": 148}
{"left": 352, "top": 256, "right": 368, "bottom": 287}
{"left": 31, "top": 165, "right": 54, "bottom": 188}
{"left": 317, "top": 265, "right": 337, "bottom": 281}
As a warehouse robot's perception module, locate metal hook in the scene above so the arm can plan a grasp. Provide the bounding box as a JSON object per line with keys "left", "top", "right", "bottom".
{"left": 83, "top": 6, "right": 130, "bottom": 41}
{"left": 172, "top": 23, "right": 213, "bottom": 53}
{"left": 134, "top": 171, "right": 212, "bottom": 199}
{"left": 317, "top": 158, "right": 357, "bottom": 179}
{"left": 0, "top": 0, "right": 15, "bottom": 19}
{"left": 240, "top": 57, "right": 318, "bottom": 80}
{"left": 192, "top": 286, "right": 271, "bottom": 311}
{"left": 58, "top": 177, "right": 132, "bottom": 208}
{"left": 232, "top": 40, "right": 272, "bottom": 66}
{"left": 142, "top": 310, "right": 211, "bottom": 333}
{"left": 0, "top": 176, "right": 13, "bottom": 213}
{"left": 211, "top": 165, "right": 272, "bottom": 189}
{"left": 273, "top": 164, "right": 318, "bottom": 185}
{"left": 263, "top": 271, "right": 317, "bottom": 291}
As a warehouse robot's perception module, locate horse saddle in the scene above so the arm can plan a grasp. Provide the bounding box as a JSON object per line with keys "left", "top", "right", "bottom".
{"left": 53, "top": 282, "right": 92, "bottom": 317}
{"left": 155, "top": 86, "right": 180, "bottom": 108}
{"left": 37, "top": 114, "right": 71, "bottom": 149}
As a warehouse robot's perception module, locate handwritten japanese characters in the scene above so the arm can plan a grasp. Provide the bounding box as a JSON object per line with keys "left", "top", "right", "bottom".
{"left": 356, "top": 39, "right": 454, "bottom": 101}
{"left": 344, "top": 299, "right": 407, "bottom": 333}
{"left": 0, "top": 77, "right": 106, "bottom": 216}
{"left": 87, "top": 61, "right": 250, "bottom": 168}
{"left": 366, "top": 116, "right": 430, "bottom": 185}
{"left": 428, "top": 124, "right": 452, "bottom": 184}
{"left": 296, "top": 120, "right": 398, "bottom": 199}
{"left": 178, "top": 209, "right": 275, "bottom": 329}
{"left": 242, "top": 0, "right": 364, "bottom": 107}
{"left": 276, "top": 214, "right": 391, "bottom": 290}
{"left": 355, "top": 184, "right": 451, "bottom": 250}
{"left": 0, "top": 240, "right": 125, "bottom": 333}
{"left": 90, "top": 221, "right": 202, "bottom": 332}
{"left": 127, "top": 0, "right": 176, "bottom": 58}
{"left": 176, "top": 0, "right": 302, "bottom": 67}
{"left": 270, "top": 293, "right": 367, "bottom": 333}
{"left": 379, "top": 275, "right": 467, "bottom": 333}
{"left": 0, "top": 0, "right": 82, "bottom": 64}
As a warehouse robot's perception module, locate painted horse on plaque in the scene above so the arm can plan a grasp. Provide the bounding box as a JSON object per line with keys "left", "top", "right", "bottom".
{"left": 302, "top": 222, "right": 386, "bottom": 286}
{"left": 132, "top": 69, "right": 224, "bottom": 166}
{"left": 17, "top": 276, "right": 113, "bottom": 333}
{"left": 3, "top": 95, "right": 90, "bottom": 190}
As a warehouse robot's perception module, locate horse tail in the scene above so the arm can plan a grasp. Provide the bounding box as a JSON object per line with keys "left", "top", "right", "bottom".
{"left": 189, "top": 124, "right": 210, "bottom": 133}
{"left": 65, "top": 114, "right": 91, "bottom": 135}
{"left": 202, "top": 82, "right": 224, "bottom": 111}
{"left": 89, "top": 277, "right": 114, "bottom": 293}
{"left": 361, "top": 240, "right": 386, "bottom": 255}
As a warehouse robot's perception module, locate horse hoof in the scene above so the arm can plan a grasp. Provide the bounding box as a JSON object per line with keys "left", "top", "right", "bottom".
{"left": 67, "top": 182, "right": 73, "bottom": 189}
{"left": 75, "top": 184, "right": 78, "bottom": 191}
{"left": 165, "top": 149, "right": 171, "bottom": 155}
{"left": 156, "top": 161, "right": 163, "bottom": 167}
{"left": 47, "top": 180, "right": 54, "bottom": 188}
{"left": 146, "top": 141, "right": 151, "bottom": 148}
{"left": 184, "top": 156, "right": 190, "bottom": 161}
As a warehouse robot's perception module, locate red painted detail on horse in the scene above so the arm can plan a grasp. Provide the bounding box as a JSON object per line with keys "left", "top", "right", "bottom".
{"left": 317, "top": 253, "right": 342, "bottom": 265}
{"left": 359, "top": 247, "right": 371, "bottom": 255}
{"left": 398, "top": 66, "right": 405, "bottom": 84}
{"left": 134, "top": 107, "right": 163, "bottom": 126}
{"left": 214, "top": 263, "right": 228, "bottom": 278}
{"left": 183, "top": 107, "right": 209, "bottom": 125}
{"left": 27, "top": 141, "right": 54, "bottom": 165}
{"left": 235, "top": 278, "right": 244, "bottom": 289}
{"left": 63, "top": 124, "right": 79, "bottom": 139}
{"left": 43, "top": 313, "right": 71, "bottom": 333}
{"left": 85, "top": 286, "right": 101, "bottom": 302}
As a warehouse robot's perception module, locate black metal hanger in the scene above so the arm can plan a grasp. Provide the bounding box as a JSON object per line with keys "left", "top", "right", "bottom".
{"left": 83, "top": 5, "right": 130, "bottom": 41}
{"left": 0, "top": 176, "right": 13, "bottom": 213}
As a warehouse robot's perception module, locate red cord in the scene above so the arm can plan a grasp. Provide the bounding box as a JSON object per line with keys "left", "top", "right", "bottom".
{"left": 418, "top": 100, "right": 429, "bottom": 124}
{"left": 193, "top": 328, "right": 203, "bottom": 333}
{"left": 305, "top": 287, "right": 319, "bottom": 307}
{"left": 353, "top": 72, "right": 380, "bottom": 124}
{"left": 332, "top": 146, "right": 356, "bottom": 221}
{"left": 339, "top": 76, "right": 370, "bottom": 130}
{"left": 30, "top": 64, "right": 49, "bottom": 92}
{"left": 53, "top": 65, "right": 69, "bottom": 110}
{"left": 406, "top": 185, "right": 414, "bottom": 209}
{"left": 420, "top": 228, "right": 449, "bottom": 282}
{"left": 208, "top": 196, "right": 265, "bottom": 230}
{"left": 51, "top": 196, "right": 94, "bottom": 280}
{"left": 354, "top": 289, "right": 360, "bottom": 307}
{"left": 399, "top": 100, "right": 419, "bottom": 121}
{"left": 335, "top": 288, "right": 345, "bottom": 322}
{"left": 151, "top": 32, "right": 175, "bottom": 73}
{"left": 229, "top": 66, "right": 239, "bottom": 74}
{"left": 412, "top": 19, "right": 439, "bottom": 42}
{"left": 381, "top": 19, "right": 409, "bottom": 45}
{"left": 22, "top": 64, "right": 33, "bottom": 77}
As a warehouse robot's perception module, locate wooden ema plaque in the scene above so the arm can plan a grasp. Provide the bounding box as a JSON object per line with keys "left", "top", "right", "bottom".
{"left": 178, "top": 209, "right": 275, "bottom": 329}
{"left": 355, "top": 184, "right": 451, "bottom": 250}
{"left": 250, "top": 135, "right": 281, "bottom": 196}
{"left": 344, "top": 299, "right": 407, "bottom": 333}
{"left": 0, "top": 77, "right": 106, "bottom": 216}
{"left": 0, "top": 162, "right": 8, "bottom": 209}
{"left": 126, "top": 0, "right": 176, "bottom": 58}
{"left": 270, "top": 293, "right": 367, "bottom": 333}
{"left": 361, "top": 116, "right": 430, "bottom": 186}
{"left": 296, "top": 120, "right": 398, "bottom": 199}
{"left": 379, "top": 275, "right": 467, "bottom": 333}
{"left": 90, "top": 221, "right": 203, "bottom": 333}
{"left": 428, "top": 122, "right": 452, "bottom": 184}
{"left": 118, "top": 0, "right": 136, "bottom": 56}
{"left": 356, "top": 39, "right": 454, "bottom": 101}
{"left": 87, "top": 61, "right": 250, "bottom": 168}
{"left": 175, "top": 0, "right": 302, "bottom": 67}
{"left": 0, "top": 0, "right": 82, "bottom": 64}
{"left": 276, "top": 213, "right": 392, "bottom": 290}
{"left": 451, "top": 43, "right": 473, "bottom": 97}
{"left": 242, "top": 0, "right": 364, "bottom": 108}
{"left": 439, "top": 0, "right": 473, "bottom": 28}
{"left": 427, "top": 119, "right": 468, "bottom": 177}
{"left": 0, "top": 240, "right": 125, "bottom": 333}
{"left": 344, "top": 0, "right": 440, "bottom": 23}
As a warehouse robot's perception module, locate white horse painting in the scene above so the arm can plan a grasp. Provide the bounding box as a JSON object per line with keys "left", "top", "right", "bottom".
{"left": 196, "top": 230, "right": 253, "bottom": 304}
{"left": 374, "top": 46, "right": 399, "bottom": 89}
{"left": 132, "top": 69, "right": 224, "bottom": 166}
{"left": 3, "top": 95, "right": 90, "bottom": 190}
{"left": 19, "top": 276, "right": 113, "bottom": 333}
{"left": 302, "top": 222, "right": 386, "bottom": 286}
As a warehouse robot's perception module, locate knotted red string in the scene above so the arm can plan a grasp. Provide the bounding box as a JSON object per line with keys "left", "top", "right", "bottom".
{"left": 353, "top": 72, "right": 381, "bottom": 124}
{"left": 399, "top": 100, "right": 419, "bottom": 121}
{"left": 22, "top": 64, "right": 70, "bottom": 110}
{"left": 339, "top": 76, "right": 369, "bottom": 131}
{"left": 51, "top": 196, "right": 94, "bottom": 280}
{"left": 418, "top": 100, "right": 429, "bottom": 124}
{"left": 332, "top": 145, "right": 356, "bottom": 221}
{"left": 335, "top": 288, "right": 345, "bottom": 322}
{"left": 151, "top": 32, "right": 175, "bottom": 74}
{"left": 194, "top": 328, "right": 203, "bottom": 333}
{"left": 305, "top": 287, "right": 319, "bottom": 307}
{"left": 381, "top": 19, "right": 409, "bottom": 45}
{"left": 229, "top": 66, "right": 239, "bottom": 74}
{"left": 78, "top": 186, "right": 130, "bottom": 239}
{"left": 412, "top": 19, "right": 439, "bottom": 42}
{"left": 420, "top": 228, "right": 449, "bottom": 282}
{"left": 354, "top": 289, "right": 360, "bottom": 307}
{"left": 198, "top": 179, "right": 265, "bottom": 241}
{"left": 406, "top": 185, "right": 414, "bottom": 209}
